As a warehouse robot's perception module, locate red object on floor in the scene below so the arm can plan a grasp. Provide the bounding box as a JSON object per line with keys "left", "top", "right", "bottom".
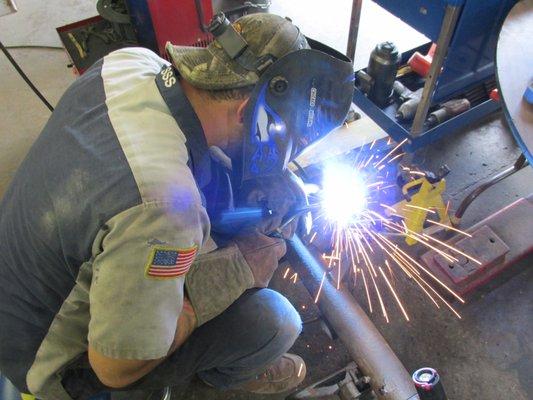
{"left": 408, "top": 43, "right": 437, "bottom": 77}
{"left": 147, "top": 0, "right": 214, "bottom": 56}
{"left": 420, "top": 196, "right": 533, "bottom": 297}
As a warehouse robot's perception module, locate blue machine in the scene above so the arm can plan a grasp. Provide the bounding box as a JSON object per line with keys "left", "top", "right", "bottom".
{"left": 352, "top": 0, "right": 518, "bottom": 152}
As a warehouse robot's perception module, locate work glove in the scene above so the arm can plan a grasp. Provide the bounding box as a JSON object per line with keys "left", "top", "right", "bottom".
{"left": 234, "top": 231, "right": 287, "bottom": 288}
{"left": 185, "top": 170, "right": 309, "bottom": 325}
{"left": 236, "top": 169, "right": 309, "bottom": 238}
{"left": 232, "top": 169, "right": 309, "bottom": 287}
{"left": 185, "top": 232, "right": 285, "bottom": 325}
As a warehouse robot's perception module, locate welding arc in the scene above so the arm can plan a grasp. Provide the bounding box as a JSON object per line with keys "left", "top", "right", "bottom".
{"left": 302, "top": 137, "right": 474, "bottom": 323}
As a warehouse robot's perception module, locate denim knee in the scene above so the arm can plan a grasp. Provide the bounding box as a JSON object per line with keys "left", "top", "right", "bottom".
{"left": 195, "top": 289, "right": 302, "bottom": 388}
{"left": 252, "top": 289, "right": 302, "bottom": 350}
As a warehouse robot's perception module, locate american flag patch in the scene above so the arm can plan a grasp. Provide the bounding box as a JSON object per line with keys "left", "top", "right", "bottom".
{"left": 145, "top": 246, "right": 197, "bottom": 279}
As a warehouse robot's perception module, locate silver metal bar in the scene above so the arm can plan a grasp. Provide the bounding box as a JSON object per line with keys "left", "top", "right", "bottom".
{"left": 346, "top": 0, "right": 363, "bottom": 63}
{"left": 286, "top": 236, "right": 419, "bottom": 400}
{"left": 410, "top": 5, "right": 463, "bottom": 136}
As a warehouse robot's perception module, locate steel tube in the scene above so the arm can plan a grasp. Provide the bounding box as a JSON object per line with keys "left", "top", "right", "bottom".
{"left": 287, "top": 236, "right": 419, "bottom": 400}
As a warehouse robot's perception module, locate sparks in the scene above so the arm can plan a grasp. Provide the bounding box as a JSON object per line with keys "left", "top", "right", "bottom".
{"left": 301, "top": 138, "right": 474, "bottom": 322}
{"left": 426, "top": 219, "right": 473, "bottom": 237}
{"left": 404, "top": 204, "right": 437, "bottom": 214}
{"left": 315, "top": 271, "right": 326, "bottom": 303}
{"left": 379, "top": 266, "right": 409, "bottom": 321}
{"left": 297, "top": 362, "right": 304, "bottom": 377}
{"left": 290, "top": 272, "right": 299, "bottom": 283}
{"left": 409, "top": 170, "right": 426, "bottom": 176}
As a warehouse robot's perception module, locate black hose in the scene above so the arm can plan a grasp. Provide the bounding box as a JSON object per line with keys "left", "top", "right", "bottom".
{"left": 290, "top": 160, "right": 310, "bottom": 182}
{"left": 454, "top": 153, "right": 528, "bottom": 221}
{"left": 5, "top": 45, "right": 63, "bottom": 50}
{"left": 0, "top": 39, "right": 54, "bottom": 112}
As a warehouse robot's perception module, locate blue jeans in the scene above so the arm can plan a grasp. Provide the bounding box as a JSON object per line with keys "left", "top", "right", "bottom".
{"left": 63, "top": 289, "right": 302, "bottom": 399}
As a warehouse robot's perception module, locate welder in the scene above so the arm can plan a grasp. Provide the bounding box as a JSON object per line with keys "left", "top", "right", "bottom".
{"left": 0, "top": 12, "right": 353, "bottom": 400}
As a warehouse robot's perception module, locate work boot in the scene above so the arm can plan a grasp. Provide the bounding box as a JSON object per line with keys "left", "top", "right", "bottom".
{"left": 239, "top": 353, "right": 307, "bottom": 394}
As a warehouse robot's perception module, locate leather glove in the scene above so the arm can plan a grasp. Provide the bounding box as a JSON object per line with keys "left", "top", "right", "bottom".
{"left": 185, "top": 230, "right": 286, "bottom": 324}
{"left": 237, "top": 170, "right": 308, "bottom": 238}
{"left": 234, "top": 230, "right": 287, "bottom": 288}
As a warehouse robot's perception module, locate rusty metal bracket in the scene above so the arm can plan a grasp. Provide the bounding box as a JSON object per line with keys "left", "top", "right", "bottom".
{"left": 422, "top": 195, "right": 533, "bottom": 297}
{"left": 289, "top": 362, "right": 373, "bottom": 400}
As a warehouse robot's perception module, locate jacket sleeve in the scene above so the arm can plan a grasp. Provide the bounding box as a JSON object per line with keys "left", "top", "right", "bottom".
{"left": 88, "top": 201, "right": 207, "bottom": 359}
{"left": 88, "top": 200, "right": 255, "bottom": 359}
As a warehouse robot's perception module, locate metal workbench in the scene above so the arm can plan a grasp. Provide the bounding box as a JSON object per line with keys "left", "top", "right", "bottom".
{"left": 348, "top": 0, "right": 518, "bottom": 152}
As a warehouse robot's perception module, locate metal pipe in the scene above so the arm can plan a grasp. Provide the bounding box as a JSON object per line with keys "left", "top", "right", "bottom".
{"left": 346, "top": 0, "right": 363, "bottom": 64}
{"left": 286, "top": 236, "right": 419, "bottom": 400}
{"left": 453, "top": 153, "right": 528, "bottom": 222}
{"left": 410, "top": 4, "right": 462, "bottom": 135}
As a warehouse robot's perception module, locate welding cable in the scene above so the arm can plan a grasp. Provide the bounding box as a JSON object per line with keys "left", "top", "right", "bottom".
{"left": 0, "top": 39, "right": 54, "bottom": 112}
{"left": 453, "top": 153, "right": 528, "bottom": 224}
{"left": 290, "top": 159, "right": 310, "bottom": 181}
{"left": 5, "top": 45, "right": 63, "bottom": 50}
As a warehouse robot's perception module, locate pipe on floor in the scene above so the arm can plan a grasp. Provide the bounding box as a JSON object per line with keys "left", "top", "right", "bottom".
{"left": 286, "top": 236, "right": 419, "bottom": 400}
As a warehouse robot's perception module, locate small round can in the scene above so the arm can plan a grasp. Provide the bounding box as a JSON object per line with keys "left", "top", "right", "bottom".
{"left": 412, "top": 367, "right": 448, "bottom": 400}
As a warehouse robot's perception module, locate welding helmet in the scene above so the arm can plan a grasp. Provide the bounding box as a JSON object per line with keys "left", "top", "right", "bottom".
{"left": 167, "top": 12, "right": 354, "bottom": 185}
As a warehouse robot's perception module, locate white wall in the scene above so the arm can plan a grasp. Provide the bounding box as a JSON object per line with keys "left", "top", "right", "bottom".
{"left": 269, "top": 0, "right": 427, "bottom": 70}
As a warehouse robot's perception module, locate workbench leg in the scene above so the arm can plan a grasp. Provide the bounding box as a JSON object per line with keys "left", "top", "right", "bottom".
{"left": 410, "top": 4, "right": 463, "bottom": 136}
{"left": 346, "top": 0, "right": 363, "bottom": 64}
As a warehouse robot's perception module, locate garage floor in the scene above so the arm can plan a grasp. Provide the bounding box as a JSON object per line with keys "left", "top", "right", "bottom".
{"left": 1, "top": 1, "right": 531, "bottom": 400}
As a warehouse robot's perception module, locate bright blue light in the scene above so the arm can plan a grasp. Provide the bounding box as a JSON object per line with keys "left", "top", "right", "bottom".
{"left": 304, "top": 183, "right": 320, "bottom": 195}
{"left": 322, "top": 163, "right": 367, "bottom": 225}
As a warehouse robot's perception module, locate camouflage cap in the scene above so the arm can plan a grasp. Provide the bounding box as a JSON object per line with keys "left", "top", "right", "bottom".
{"left": 166, "top": 13, "right": 309, "bottom": 90}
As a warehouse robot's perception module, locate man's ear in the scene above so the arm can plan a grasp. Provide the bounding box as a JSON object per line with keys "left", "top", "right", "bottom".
{"left": 237, "top": 98, "right": 250, "bottom": 124}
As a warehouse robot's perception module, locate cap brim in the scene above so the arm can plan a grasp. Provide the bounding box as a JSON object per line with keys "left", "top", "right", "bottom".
{"left": 165, "top": 42, "right": 257, "bottom": 90}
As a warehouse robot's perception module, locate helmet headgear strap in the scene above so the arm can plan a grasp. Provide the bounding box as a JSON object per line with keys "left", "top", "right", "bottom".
{"left": 208, "top": 12, "right": 276, "bottom": 74}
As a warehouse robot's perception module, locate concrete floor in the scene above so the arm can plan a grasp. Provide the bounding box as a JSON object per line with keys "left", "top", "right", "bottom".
{"left": 361, "top": 115, "right": 533, "bottom": 400}
{"left": 1, "top": 1, "right": 532, "bottom": 400}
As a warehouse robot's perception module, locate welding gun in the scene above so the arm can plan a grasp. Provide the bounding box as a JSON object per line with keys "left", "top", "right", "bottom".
{"left": 216, "top": 203, "right": 320, "bottom": 236}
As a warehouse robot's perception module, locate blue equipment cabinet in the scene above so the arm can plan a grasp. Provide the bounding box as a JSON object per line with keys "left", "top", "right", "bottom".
{"left": 352, "top": 0, "right": 518, "bottom": 152}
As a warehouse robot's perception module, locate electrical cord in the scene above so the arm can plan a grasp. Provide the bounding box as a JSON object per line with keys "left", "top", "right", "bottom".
{"left": 290, "top": 160, "right": 310, "bottom": 182}
{"left": 0, "top": 39, "right": 55, "bottom": 112}
{"left": 5, "top": 45, "right": 63, "bottom": 50}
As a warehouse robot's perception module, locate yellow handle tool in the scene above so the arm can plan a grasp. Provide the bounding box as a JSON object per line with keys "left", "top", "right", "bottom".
{"left": 392, "top": 177, "right": 449, "bottom": 245}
